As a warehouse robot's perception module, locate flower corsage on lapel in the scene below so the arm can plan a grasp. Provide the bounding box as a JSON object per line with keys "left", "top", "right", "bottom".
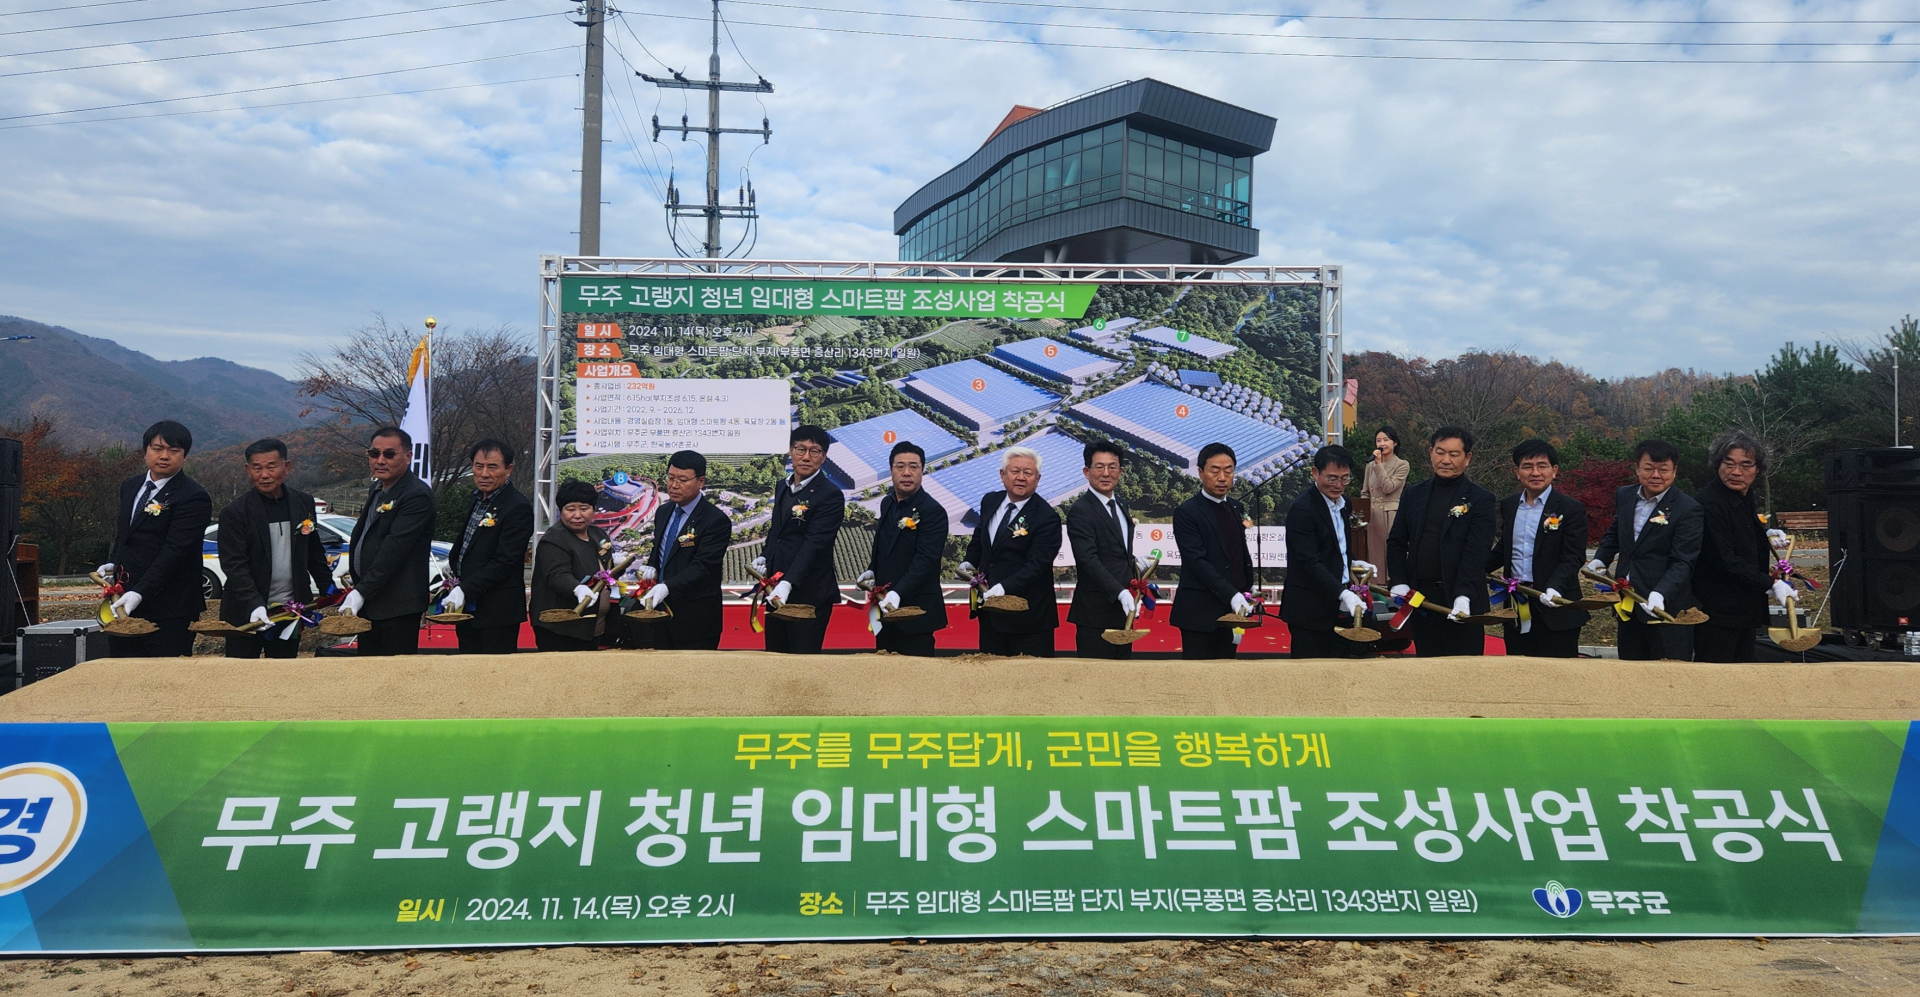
{"left": 298, "top": 518, "right": 315, "bottom": 535}
{"left": 144, "top": 499, "right": 165, "bottom": 517}
{"left": 1241, "top": 516, "right": 1255, "bottom": 530}
{"left": 677, "top": 525, "right": 697, "bottom": 547}
{"left": 1543, "top": 514, "right": 1563, "bottom": 531}
{"left": 788, "top": 502, "right": 808, "bottom": 521}
{"left": 1448, "top": 501, "right": 1470, "bottom": 518}
{"left": 1010, "top": 516, "right": 1029, "bottom": 539}
{"left": 1648, "top": 510, "right": 1670, "bottom": 527}
{"left": 897, "top": 514, "right": 918, "bottom": 530}
{"left": 378, "top": 500, "right": 395, "bottom": 514}
{"left": 481, "top": 511, "right": 497, "bottom": 527}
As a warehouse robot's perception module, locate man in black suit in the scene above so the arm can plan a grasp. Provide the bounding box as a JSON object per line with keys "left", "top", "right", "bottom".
{"left": 1065, "top": 440, "right": 1146, "bottom": 659}
{"left": 216, "top": 438, "right": 336, "bottom": 659}
{"left": 755, "top": 426, "right": 844, "bottom": 654}
{"left": 1281, "top": 445, "right": 1371, "bottom": 659}
{"left": 1385, "top": 425, "right": 1498, "bottom": 657}
{"left": 866, "top": 440, "right": 949, "bottom": 657}
{"left": 443, "top": 439, "right": 534, "bottom": 654}
{"left": 1590, "top": 438, "right": 1704, "bottom": 661}
{"left": 963, "top": 446, "right": 1062, "bottom": 657}
{"left": 343, "top": 425, "right": 438, "bottom": 656}
{"left": 1168, "top": 442, "right": 1257, "bottom": 660}
{"left": 634, "top": 450, "right": 733, "bottom": 650}
{"left": 1490, "top": 439, "right": 1589, "bottom": 659}
{"left": 100, "top": 420, "right": 213, "bottom": 657}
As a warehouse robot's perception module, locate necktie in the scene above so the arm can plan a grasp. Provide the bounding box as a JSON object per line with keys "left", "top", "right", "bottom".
{"left": 131, "top": 480, "right": 154, "bottom": 524}
{"left": 663, "top": 506, "right": 687, "bottom": 567}
{"left": 996, "top": 501, "right": 1018, "bottom": 544}
{"left": 1107, "top": 498, "right": 1125, "bottom": 539}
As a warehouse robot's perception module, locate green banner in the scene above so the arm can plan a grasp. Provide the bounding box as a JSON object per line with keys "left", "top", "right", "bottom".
{"left": 4, "top": 716, "right": 1918, "bottom": 951}
{"left": 560, "top": 277, "right": 1099, "bottom": 317}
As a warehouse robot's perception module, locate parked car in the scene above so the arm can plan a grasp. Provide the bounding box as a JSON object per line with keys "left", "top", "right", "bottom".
{"left": 201, "top": 514, "right": 452, "bottom": 602}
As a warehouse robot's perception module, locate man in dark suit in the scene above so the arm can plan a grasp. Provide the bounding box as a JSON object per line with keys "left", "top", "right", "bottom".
{"left": 1490, "top": 439, "right": 1590, "bottom": 659}
{"left": 100, "top": 420, "right": 213, "bottom": 657}
{"left": 1065, "top": 440, "right": 1145, "bottom": 659}
{"left": 866, "top": 440, "right": 949, "bottom": 657}
{"left": 1168, "top": 442, "right": 1257, "bottom": 660}
{"left": 963, "top": 446, "right": 1062, "bottom": 657}
{"left": 1385, "top": 425, "right": 1498, "bottom": 657}
{"left": 343, "top": 425, "right": 438, "bottom": 656}
{"left": 1591, "top": 438, "right": 1704, "bottom": 661}
{"left": 443, "top": 439, "right": 534, "bottom": 654}
{"left": 755, "top": 426, "right": 844, "bottom": 654}
{"left": 216, "top": 438, "right": 336, "bottom": 659}
{"left": 1280, "top": 445, "right": 1370, "bottom": 659}
{"left": 634, "top": 450, "right": 733, "bottom": 650}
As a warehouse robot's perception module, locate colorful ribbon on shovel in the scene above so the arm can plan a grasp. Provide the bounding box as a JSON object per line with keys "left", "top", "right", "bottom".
{"left": 1488, "top": 576, "right": 1532, "bottom": 632}
{"left": 1128, "top": 577, "right": 1161, "bottom": 616}
{"left": 746, "top": 570, "right": 785, "bottom": 633}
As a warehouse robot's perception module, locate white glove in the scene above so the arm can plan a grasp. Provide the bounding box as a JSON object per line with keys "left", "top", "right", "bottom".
{"left": 958, "top": 561, "right": 976, "bottom": 578}
{"left": 1338, "top": 590, "right": 1364, "bottom": 616}
{"left": 444, "top": 586, "right": 466, "bottom": 612}
{"left": 984, "top": 583, "right": 1006, "bottom": 600}
{"left": 96, "top": 562, "right": 116, "bottom": 579}
{"left": 633, "top": 565, "right": 657, "bottom": 582}
{"left": 111, "top": 591, "right": 142, "bottom": 616}
{"left": 1587, "top": 559, "right": 1608, "bottom": 575}
{"left": 1448, "top": 595, "right": 1472, "bottom": 620}
{"left": 1542, "top": 588, "right": 1565, "bottom": 607}
{"left": 1133, "top": 555, "right": 1150, "bottom": 575}
{"left": 249, "top": 606, "right": 272, "bottom": 626}
{"left": 750, "top": 555, "right": 767, "bottom": 576}
{"left": 1766, "top": 528, "right": 1790, "bottom": 550}
{"left": 1390, "top": 584, "right": 1411, "bottom": 601}
{"left": 641, "top": 583, "right": 669, "bottom": 609}
{"left": 879, "top": 590, "right": 902, "bottom": 614}
{"left": 1118, "top": 589, "right": 1137, "bottom": 617}
{"left": 769, "top": 580, "right": 792, "bottom": 607}
{"left": 1230, "top": 593, "right": 1253, "bottom": 617}
{"left": 572, "top": 584, "right": 595, "bottom": 606}
{"left": 1645, "top": 590, "right": 1667, "bottom": 615}
{"left": 1349, "top": 560, "right": 1376, "bottom": 577}
{"left": 1771, "top": 580, "right": 1795, "bottom": 606}
{"left": 868, "top": 606, "right": 884, "bottom": 636}
{"left": 856, "top": 569, "right": 875, "bottom": 588}
{"left": 340, "top": 589, "right": 365, "bottom": 616}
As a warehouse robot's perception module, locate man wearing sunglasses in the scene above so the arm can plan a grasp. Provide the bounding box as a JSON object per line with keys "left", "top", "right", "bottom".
{"left": 343, "top": 425, "right": 439, "bottom": 655}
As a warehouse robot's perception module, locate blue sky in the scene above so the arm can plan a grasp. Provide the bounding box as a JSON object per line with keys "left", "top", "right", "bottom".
{"left": 2, "top": 0, "right": 1916, "bottom": 376}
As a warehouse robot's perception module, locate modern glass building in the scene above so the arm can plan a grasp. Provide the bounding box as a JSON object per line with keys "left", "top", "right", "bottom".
{"left": 895, "top": 79, "right": 1275, "bottom": 265}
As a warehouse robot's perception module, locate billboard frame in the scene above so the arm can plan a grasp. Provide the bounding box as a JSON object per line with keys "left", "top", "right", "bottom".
{"left": 535, "top": 256, "right": 1342, "bottom": 532}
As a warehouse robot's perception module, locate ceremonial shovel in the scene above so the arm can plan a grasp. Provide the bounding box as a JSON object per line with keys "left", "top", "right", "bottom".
{"left": 961, "top": 566, "right": 1029, "bottom": 614}
{"left": 544, "top": 552, "right": 640, "bottom": 624}
{"left": 1101, "top": 554, "right": 1161, "bottom": 645}
{"left": 1367, "top": 584, "right": 1513, "bottom": 627}
{"left": 1767, "top": 535, "right": 1822, "bottom": 653}
{"left": 189, "top": 608, "right": 300, "bottom": 636}
{"left": 851, "top": 576, "right": 926, "bottom": 621}
{"left": 92, "top": 571, "right": 157, "bottom": 636}
{"left": 745, "top": 564, "right": 817, "bottom": 621}
{"left": 1579, "top": 567, "right": 1709, "bottom": 626}
{"left": 1335, "top": 567, "right": 1381, "bottom": 643}
{"left": 424, "top": 578, "right": 472, "bottom": 625}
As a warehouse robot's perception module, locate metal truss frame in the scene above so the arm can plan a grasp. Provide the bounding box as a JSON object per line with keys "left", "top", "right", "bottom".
{"left": 535, "top": 256, "right": 1343, "bottom": 531}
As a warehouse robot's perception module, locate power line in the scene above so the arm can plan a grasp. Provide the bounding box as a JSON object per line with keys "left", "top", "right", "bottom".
{"left": 1, "top": 0, "right": 343, "bottom": 38}
{"left": 624, "top": 7, "right": 1920, "bottom": 64}
{"left": 3, "top": 0, "right": 524, "bottom": 57}
{"left": 0, "top": 10, "right": 558, "bottom": 77}
{"left": 0, "top": 72, "right": 573, "bottom": 129}
{"left": 0, "top": 0, "right": 169, "bottom": 19}
{"left": 0, "top": 45, "right": 569, "bottom": 121}
{"left": 931, "top": 0, "right": 1920, "bottom": 27}
{"left": 709, "top": 0, "right": 1920, "bottom": 48}
{"left": 611, "top": 6, "right": 675, "bottom": 72}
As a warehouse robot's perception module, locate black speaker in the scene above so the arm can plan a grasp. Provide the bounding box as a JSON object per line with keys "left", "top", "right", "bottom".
{"left": 0, "top": 437, "right": 19, "bottom": 488}
{"left": 1825, "top": 448, "right": 1920, "bottom": 630}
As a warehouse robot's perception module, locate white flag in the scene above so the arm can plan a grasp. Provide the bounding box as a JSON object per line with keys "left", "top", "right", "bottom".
{"left": 400, "top": 334, "right": 431, "bottom": 482}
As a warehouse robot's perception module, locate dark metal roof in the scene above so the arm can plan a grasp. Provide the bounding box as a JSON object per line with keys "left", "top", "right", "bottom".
{"left": 894, "top": 79, "right": 1276, "bottom": 234}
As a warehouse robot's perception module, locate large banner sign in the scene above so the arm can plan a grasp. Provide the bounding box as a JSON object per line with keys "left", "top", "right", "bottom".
{"left": 3, "top": 716, "right": 1917, "bottom": 951}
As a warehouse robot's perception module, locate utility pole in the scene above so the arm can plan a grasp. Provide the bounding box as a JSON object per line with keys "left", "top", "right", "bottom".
{"left": 574, "top": 0, "right": 607, "bottom": 255}
{"left": 643, "top": 0, "right": 771, "bottom": 259}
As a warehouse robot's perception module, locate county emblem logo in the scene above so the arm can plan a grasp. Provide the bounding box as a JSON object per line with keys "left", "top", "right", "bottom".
{"left": 1532, "top": 880, "right": 1582, "bottom": 918}
{"left": 0, "top": 762, "right": 87, "bottom": 896}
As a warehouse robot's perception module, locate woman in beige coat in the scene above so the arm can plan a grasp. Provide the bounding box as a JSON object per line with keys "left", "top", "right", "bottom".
{"left": 1360, "top": 425, "right": 1408, "bottom": 584}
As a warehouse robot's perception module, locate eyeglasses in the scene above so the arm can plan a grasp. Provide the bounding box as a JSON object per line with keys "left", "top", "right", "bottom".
{"left": 366, "top": 448, "right": 404, "bottom": 460}
{"left": 791, "top": 445, "right": 826, "bottom": 457}
{"left": 1721, "top": 459, "right": 1758, "bottom": 471}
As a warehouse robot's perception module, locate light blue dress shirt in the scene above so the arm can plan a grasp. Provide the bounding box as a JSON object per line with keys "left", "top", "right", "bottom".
{"left": 1510, "top": 486, "right": 1551, "bottom": 582}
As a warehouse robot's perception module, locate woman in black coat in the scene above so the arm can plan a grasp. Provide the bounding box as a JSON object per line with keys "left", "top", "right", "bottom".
{"left": 1693, "top": 430, "right": 1789, "bottom": 662}
{"left": 529, "top": 479, "right": 616, "bottom": 651}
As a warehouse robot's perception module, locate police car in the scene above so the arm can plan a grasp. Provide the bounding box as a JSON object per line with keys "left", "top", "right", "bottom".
{"left": 200, "top": 514, "right": 453, "bottom": 601}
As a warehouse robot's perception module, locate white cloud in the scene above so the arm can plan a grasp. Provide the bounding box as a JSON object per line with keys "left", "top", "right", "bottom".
{"left": 1, "top": 0, "right": 1916, "bottom": 377}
